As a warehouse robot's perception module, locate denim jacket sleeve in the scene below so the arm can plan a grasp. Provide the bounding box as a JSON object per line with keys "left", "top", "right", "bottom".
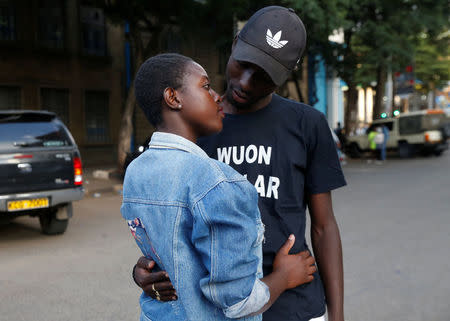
{"left": 191, "top": 179, "right": 269, "bottom": 318}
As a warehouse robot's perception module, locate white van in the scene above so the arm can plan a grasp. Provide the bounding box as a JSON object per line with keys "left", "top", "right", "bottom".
{"left": 346, "top": 109, "right": 449, "bottom": 158}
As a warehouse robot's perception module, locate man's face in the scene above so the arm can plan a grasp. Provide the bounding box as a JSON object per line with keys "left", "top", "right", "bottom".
{"left": 224, "top": 56, "right": 277, "bottom": 110}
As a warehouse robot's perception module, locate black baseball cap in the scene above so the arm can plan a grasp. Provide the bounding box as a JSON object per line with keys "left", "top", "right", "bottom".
{"left": 232, "top": 6, "right": 307, "bottom": 86}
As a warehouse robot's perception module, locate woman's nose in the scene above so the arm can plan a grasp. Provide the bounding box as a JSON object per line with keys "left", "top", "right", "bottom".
{"left": 211, "top": 89, "right": 222, "bottom": 103}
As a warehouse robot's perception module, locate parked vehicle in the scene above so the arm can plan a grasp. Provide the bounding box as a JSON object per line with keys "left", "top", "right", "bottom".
{"left": 0, "top": 111, "right": 84, "bottom": 234}
{"left": 345, "top": 109, "right": 449, "bottom": 158}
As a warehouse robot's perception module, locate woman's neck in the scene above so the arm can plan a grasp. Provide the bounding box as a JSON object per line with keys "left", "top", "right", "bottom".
{"left": 156, "top": 125, "right": 197, "bottom": 143}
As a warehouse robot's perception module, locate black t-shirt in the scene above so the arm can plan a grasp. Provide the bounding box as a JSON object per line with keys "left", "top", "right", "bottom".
{"left": 198, "top": 94, "right": 346, "bottom": 321}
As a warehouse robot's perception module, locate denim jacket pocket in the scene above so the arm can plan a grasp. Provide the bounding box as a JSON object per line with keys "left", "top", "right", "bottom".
{"left": 140, "top": 296, "right": 186, "bottom": 321}
{"left": 140, "top": 311, "right": 153, "bottom": 321}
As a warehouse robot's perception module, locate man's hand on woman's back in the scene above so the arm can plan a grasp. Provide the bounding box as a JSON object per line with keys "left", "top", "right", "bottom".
{"left": 134, "top": 256, "right": 177, "bottom": 301}
{"left": 272, "top": 235, "right": 316, "bottom": 289}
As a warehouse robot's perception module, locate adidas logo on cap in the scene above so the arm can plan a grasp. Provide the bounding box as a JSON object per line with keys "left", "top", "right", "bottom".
{"left": 266, "top": 29, "right": 288, "bottom": 49}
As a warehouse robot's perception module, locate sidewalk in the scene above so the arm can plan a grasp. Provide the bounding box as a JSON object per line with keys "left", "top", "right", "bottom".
{"left": 82, "top": 167, "right": 123, "bottom": 198}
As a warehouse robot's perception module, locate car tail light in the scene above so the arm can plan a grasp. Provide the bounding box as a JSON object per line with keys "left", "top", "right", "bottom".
{"left": 14, "top": 154, "right": 33, "bottom": 159}
{"left": 73, "top": 157, "right": 83, "bottom": 186}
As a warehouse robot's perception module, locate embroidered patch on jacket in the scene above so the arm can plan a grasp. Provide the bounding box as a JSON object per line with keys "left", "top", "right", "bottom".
{"left": 127, "top": 218, "right": 163, "bottom": 266}
{"left": 127, "top": 218, "right": 144, "bottom": 239}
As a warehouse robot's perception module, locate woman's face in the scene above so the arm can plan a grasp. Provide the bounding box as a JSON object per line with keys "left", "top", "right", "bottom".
{"left": 178, "top": 61, "right": 224, "bottom": 136}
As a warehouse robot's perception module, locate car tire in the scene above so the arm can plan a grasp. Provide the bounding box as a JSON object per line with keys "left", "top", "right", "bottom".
{"left": 433, "top": 150, "right": 443, "bottom": 156}
{"left": 39, "top": 209, "right": 69, "bottom": 235}
{"left": 347, "top": 143, "right": 362, "bottom": 158}
{"left": 398, "top": 142, "right": 413, "bottom": 158}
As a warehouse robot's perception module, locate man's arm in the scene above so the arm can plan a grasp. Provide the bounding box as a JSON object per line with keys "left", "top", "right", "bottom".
{"left": 133, "top": 257, "right": 177, "bottom": 301}
{"left": 308, "top": 192, "right": 344, "bottom": 321}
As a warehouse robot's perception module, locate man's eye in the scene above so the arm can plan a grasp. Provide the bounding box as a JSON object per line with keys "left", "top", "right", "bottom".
{"left": 203, "top": 83, "right": 211, "bottom": 89}
{"left": 260, "top": 72, "right": 273, "bottom": 84}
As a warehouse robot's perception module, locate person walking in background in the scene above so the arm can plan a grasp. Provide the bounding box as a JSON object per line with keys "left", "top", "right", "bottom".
{"left": 132, "top": 6, "right": 346, "bottom": 321}
{"left": 380, "top": 124, "right": 389, "bottom": 161}
{"left": 334, "top": 121, "right": 346, "bottom": 147}
{"left": 368, "top": 126, "right": 385, "bottom": 163}
{"left": 368, "top": 126, "right": 378, "bottom": 163}
{"left": 374, "top": 127, "right": 385, "bottom": 163}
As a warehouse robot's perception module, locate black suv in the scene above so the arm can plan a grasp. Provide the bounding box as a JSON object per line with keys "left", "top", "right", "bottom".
{"left": 0, "top": 111, "right": 84, "bottom": 234}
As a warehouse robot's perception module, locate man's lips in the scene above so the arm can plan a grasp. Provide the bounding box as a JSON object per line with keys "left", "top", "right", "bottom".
{"left": 232, "top": 89, "right": 249, "bottom": 104}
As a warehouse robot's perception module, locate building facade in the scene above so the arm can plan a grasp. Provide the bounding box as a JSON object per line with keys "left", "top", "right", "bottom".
{"left": 308, "top": 54, "right": 345, "bottom": 131}
{"left": 0, "top": 0, "right": 125, "bottom": 166}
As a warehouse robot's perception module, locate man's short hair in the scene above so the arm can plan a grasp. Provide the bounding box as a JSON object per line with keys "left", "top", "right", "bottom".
{"left": 135, "top": 53, "right": 193, "bottom": 127}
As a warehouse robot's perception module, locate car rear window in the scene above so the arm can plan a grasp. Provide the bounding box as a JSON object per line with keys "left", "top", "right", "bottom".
{"left": 0, "top": 121, "right": 72, "bottom": 150}
{"left": 399, "top": 115, "right": 422, "bottom": 135}
{"left": 422, "top": 114, "right": 446, "bottom": 130}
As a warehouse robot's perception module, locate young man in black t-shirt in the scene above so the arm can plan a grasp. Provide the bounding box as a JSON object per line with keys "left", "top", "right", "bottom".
{"left": 133, "top": 6, "right": 346, "bottom": 321}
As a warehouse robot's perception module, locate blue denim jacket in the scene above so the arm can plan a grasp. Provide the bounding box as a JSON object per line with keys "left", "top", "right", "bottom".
{"left": 121, "top": 132, "right": 269, "bottom": 321}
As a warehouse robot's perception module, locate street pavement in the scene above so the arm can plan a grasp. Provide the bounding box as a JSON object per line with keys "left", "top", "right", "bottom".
{"left": 0, "top": 151, "right": 449, "bottom": 321}
{"left": 327, "top": 151, "right": 450, "bottom": 321}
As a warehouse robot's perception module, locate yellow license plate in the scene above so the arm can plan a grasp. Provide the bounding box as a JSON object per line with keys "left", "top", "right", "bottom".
{"left": 7, "top": 198, "right": 49, "bottom": 212}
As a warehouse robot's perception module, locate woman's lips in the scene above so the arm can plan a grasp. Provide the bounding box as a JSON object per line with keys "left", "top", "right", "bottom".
{"left": 218, "top": 106, "right": 225, "bottom": 118}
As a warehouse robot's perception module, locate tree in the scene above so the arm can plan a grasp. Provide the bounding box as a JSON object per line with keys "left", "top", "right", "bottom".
{"left": 414, "top": 31, "right": 450, "bottom": 109}
{"left": 313, "top": 0, "right": 449, "bottom": 130}
{"left": 98, "top": 0, "right": 218, "bottom": 172}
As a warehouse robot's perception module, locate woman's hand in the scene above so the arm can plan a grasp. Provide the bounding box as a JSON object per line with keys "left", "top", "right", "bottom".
{"left": 255, "top": 235, "right": 316, "bottom": 316}
{"left": 272, "top": 235, "right": 316, "bottom": 289}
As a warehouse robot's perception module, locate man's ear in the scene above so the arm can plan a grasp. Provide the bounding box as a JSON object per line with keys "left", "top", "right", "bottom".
{"left": 163, "top": 87, "right": 182, "bottom": 110}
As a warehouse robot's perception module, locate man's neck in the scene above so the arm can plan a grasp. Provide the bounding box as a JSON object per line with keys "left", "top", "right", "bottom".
{"left": 221, "top": 93, "right": 273, "bottom": 115}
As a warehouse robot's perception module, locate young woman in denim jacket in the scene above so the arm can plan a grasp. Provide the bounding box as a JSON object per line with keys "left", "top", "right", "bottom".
{"left": 121, "top": 53, "right": 316, "bottom": 321}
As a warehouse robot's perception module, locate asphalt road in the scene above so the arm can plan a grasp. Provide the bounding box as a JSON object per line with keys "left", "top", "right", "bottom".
{"left": 328, "top": 151, "right": 450, "bottom": 321}
{"left": 1, "top": 151, "right": 449, "bottom": 321}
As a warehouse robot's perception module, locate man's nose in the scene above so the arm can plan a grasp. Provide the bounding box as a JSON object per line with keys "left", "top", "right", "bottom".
{"left": 239, "top": 69, "right": 254, "bottom": 92}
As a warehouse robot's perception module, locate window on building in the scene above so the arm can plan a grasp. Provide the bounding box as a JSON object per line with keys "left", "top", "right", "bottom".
{"left": 85, "top": 91, "right": 109, "bottom": 143}
{"left": 40, "top": 88, "right": 69, "bottom": 126}
{"left": 80, "top": 6, "right": 106, "bottom": 56}
{"left": 0, "top": 1, "right": 15, "bottom": 41}
{"left": 0, "top": 86, "right": 21, "bottom": 109}
{"left": 38, "top": 0, "right": 65, "bottom": 49}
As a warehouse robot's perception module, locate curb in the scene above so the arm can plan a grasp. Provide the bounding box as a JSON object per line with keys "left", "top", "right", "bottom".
{"left": 84, "top": 183, "right": 123, "bottom": 198}
{"left": 83, "top": 168, "right": 123, "bottom": 198}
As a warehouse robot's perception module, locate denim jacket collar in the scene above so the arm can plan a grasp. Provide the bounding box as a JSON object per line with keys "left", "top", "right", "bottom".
{"left": 149, "top": 132, "right": 209, "bottom": 159}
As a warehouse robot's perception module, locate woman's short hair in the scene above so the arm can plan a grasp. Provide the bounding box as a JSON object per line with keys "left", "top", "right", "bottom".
{"left": 135, "top": 53, "right": 193, "bottom": 127}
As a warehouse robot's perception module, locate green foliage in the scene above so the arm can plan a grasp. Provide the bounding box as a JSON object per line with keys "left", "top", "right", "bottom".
{"left": 99, "top": 0, "right": 449, "bottom": 90}
{"left": 415, "top": 31, "right": 450, "bottom": 91}
{"left": 285, "top": 0, "right": 350, "bottom": 56}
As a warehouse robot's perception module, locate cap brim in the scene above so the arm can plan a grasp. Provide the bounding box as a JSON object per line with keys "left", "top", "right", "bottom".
{"left": 232, "top": 38, "right": 290, "bottom": 86}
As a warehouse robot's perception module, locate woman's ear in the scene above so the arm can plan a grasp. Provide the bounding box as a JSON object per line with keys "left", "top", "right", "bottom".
{"left": 163, "top": 87, "right": 182, "bottom": 110}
